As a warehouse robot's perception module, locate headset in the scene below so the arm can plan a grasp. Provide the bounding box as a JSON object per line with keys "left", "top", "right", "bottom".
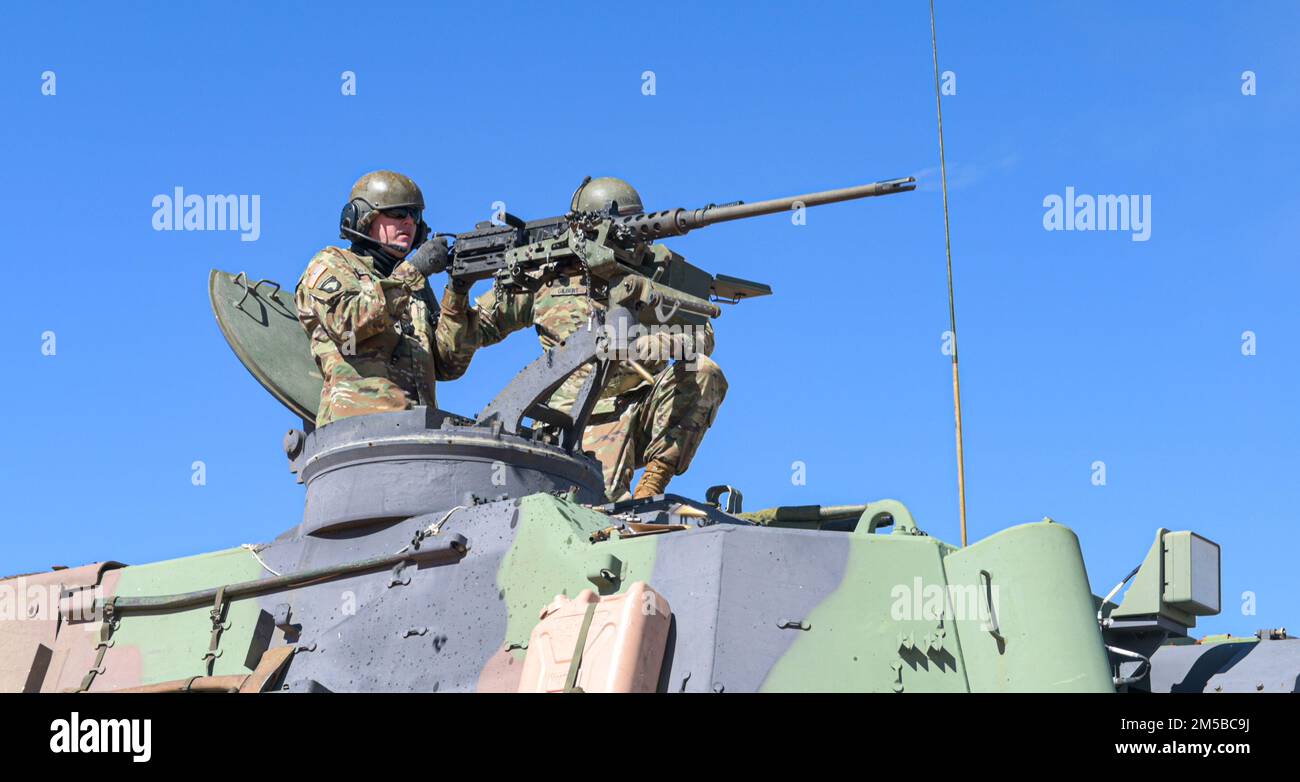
{"left": 339, "top": 197, "right": 430, "bottom": 255}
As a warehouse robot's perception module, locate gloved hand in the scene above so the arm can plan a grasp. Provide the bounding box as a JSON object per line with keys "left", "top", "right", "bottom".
{"left": 406, "top": 236, "right": 450, "bottom": 278}
{"left": 630, "top": 330, "right": 699, "bottom": 365}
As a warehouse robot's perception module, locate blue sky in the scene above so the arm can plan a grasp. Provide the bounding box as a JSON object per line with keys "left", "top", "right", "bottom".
{"left": 2, "top": 1, "right": 1296, "bottom": 637}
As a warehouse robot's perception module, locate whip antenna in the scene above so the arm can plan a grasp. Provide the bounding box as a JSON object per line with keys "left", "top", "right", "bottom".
{"left": 929, "top": 0, "right": 969, "bottom": 546}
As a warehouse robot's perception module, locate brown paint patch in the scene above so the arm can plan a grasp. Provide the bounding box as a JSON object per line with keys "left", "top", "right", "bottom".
{"left": 91, "top": 643, "right": 144, "bottom": 692}
{"left": 42, "top": 567, "right": 125, "bottom": 691}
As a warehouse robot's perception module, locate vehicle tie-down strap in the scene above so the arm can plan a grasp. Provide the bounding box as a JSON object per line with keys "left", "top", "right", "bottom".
{"left": 76, "top": 597, "right": 119, "bottom": 692}
{"left": 563, "top": 600, "right": 599, "bottom": 693}
{"left": 202, "top": 586, "right": 230, "bottom": 676}
{"left": 95, "top": 645, "right": 298, "bottom": 694}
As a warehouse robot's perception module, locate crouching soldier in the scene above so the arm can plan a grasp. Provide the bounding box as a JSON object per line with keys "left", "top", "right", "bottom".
{"left": 470, "top": 177, "right": 728, "bottom": 501}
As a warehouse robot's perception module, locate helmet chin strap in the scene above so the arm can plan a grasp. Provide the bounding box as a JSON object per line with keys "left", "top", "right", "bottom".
{"left": 341, "top": 226, "right": 412, "bottom": 275}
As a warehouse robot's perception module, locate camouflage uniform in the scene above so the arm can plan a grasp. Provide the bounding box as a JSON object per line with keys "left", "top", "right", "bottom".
{"left": 472, "top": 274, "right": 727, "bottom": 500}
{"left": 295, "top": 245, "right": 476, "bottom": 427}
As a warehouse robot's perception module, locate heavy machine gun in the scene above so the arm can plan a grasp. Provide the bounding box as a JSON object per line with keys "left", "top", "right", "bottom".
{"left": 432, "top": 176, "right": 916, "bottom": 325}
{"left": 440, "top": 176, "right": 915, "bottom": 449}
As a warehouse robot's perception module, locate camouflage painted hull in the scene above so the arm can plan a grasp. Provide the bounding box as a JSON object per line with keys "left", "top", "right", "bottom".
{"left": 3, "top": 406, "right": 1292, "bottom": 693}
{"left": 4, "top": 494, "right": 1118, "bottom": 692}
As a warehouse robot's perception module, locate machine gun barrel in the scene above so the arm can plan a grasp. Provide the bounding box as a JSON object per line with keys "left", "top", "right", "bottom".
{"left": 612, "top": 176, "right": 916, "bottom": 242}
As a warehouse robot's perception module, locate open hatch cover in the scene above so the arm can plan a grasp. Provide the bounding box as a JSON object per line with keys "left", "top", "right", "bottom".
{"left": 209, "top": 269, "right": 321, "bottom": 421}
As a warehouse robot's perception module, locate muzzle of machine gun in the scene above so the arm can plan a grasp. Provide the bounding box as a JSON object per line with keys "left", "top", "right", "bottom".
{"left": 610, "top": 176, "right": 916, "bottom": 243}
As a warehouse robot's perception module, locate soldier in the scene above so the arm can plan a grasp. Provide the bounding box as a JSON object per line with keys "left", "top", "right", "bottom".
{"left": 295, "top": 170, "right": 477, "bottom": 427}
{"left": 471, "top": 177, "right": 728, "bottom": 501}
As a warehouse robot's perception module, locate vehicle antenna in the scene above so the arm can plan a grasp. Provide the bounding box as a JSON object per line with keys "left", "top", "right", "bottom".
{"left": 930, "top": 0, "right": 969, "bottom": 546}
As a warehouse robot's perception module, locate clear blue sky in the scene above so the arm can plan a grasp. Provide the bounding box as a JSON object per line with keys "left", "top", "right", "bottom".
{"left": 2, "top": 1, "right": 1296, "bottom": 637}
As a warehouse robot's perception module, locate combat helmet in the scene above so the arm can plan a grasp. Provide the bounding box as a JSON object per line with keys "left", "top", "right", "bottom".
{"left": 340, "top": 169, "right": 430, "bottom": 250}
{"left": 570, "top": 176, "right": 644, "bottom": 216}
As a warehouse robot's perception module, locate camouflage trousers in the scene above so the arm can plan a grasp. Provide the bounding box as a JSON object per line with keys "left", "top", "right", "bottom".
{"left": 581, "top": 355, "right": 728, "bottom": 501}
{"left": 318, "top": 375, "right": 413, "bottom": 427}
{"left": 315, "top": 356, "right": 429, "bottom": 427}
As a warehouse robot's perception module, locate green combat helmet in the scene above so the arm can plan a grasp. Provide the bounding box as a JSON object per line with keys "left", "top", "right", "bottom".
{"left": 570, "top": 176, "right": 644, "bottom": 216}
{"left": 339, "top": 169, "right": 430, "bottom": 249}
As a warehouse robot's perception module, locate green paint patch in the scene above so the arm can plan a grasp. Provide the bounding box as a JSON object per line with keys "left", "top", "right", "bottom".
{"left": 496, "top": 495, "right": 661, "bottom": 657}
{"left": 943, "top": 522, "right": 1113, "bottom": 692}
{"left": 108, "top": 547, "right": 266, "bottom": 684}
{"left": 763, "top": 521, "right": 1114, "bottom": 692}
{"left": 761, "top": 534, "right": 968, "bottom": 692}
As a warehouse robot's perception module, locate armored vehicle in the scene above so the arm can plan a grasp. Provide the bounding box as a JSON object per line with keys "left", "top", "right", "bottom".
{"left": 1, "top": 178, "right": 1293, "bottom": 693}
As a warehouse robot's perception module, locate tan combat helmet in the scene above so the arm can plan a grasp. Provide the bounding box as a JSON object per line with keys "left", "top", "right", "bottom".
{"left": 340, "top": 169, "right": 429, "bottom": 247}
{"left": 570, "top": 176, "right": 644, "bottom": 216}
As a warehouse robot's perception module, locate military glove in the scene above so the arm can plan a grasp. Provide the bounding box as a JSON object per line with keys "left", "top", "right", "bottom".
{"left": 406, "top": 236, "right": 449, "bottom": 278}
{"left": 631, "top": 330, "right": 700, "bottom": 365}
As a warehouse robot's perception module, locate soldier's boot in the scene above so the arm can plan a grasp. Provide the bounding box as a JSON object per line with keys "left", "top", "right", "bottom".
{"left": 633, "top": 458, "right": 676, "bottom": 499}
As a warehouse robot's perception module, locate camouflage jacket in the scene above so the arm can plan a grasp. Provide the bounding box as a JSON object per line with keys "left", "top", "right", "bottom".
{"left": 472, "top": 272, "right": 714, "bottom": 416}
{"left": 295, "top": 245, "right": 477, "bottom": 427}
